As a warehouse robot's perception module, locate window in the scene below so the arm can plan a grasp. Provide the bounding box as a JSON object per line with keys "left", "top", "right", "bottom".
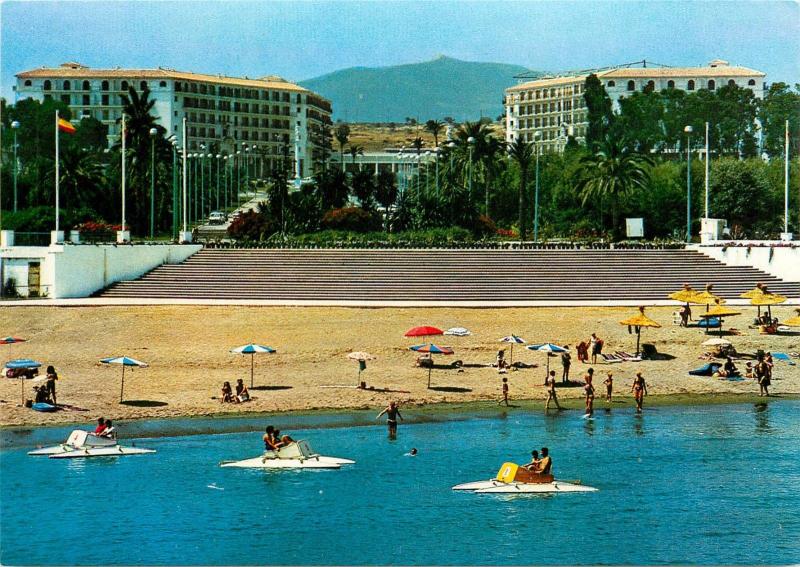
{"left": 667, "top": 80, "right": 675, "bottom": 89}
{"left": 63, "top": 80, "right": 71, "bottom": 90}
{"left": 728, "top": 79, "right": 736, "bottom": 87}
{"left": 687, "top": 80, "right": 695, "bottom": 91}
{"left": 607, "top": 80, "right": 615, "bottom": 87}
{"left": 44, "top": 80, "right": 52, "bottom": 90}
{"left": 101, "top": 80, "right": 109, "bottom": 91}
{"left": 102, "top": 110, "right": 109, "bottom": 120}
{"left": 627, "top": 80, "right": 635, "bottom": 91}
{"left": 82, "top": 80, "right": 90, "bottom": 90}
{"left": 748, "top": 79, "right": 756, "bottom": 86}
{"left": 707, "top": 80, "right": 716, "bottom": 90}
{"left": 160, "top": 81, "right": 167, "bottom": 88}
{"left": 61, "top": 94, "right": 70, "bottom": 104}
{"left": 645, "top": 80, "right": 655, "bottom": 91}
{"left": 102, "top": 94, "right": 109, "bottom": 105}
{"left": 82, "top": 94, "right": 90, "bottom": 105}
{"left": 140, "top": 81, "right": 148, "bottom": 91}
{"left": 121, "top": 80, "right": 129, "bottom": 91}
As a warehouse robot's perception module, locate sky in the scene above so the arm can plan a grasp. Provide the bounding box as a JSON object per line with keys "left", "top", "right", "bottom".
{"left": 1, "top": 0, "right": 798, "bottom": 101}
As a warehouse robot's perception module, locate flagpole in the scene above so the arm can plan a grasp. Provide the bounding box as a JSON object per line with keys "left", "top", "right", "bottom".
{"left": 785, "top": 119, "right": 790, "bottom": 236}
{"left": 182, "top": 118, "right": 188, "bottom": 233}
{"left": 55, "top": 110, "right": 60, "bottom": 233}
{"left": 704, "top": 121, "right": 710, "bottom": 219}
{"left": 121, "top": 114, "right": 127, "bottom": 234}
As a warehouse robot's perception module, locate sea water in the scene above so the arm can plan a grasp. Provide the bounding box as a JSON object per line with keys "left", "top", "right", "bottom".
{"left": 1, "top": 401, "right": 799, "bottom": 565}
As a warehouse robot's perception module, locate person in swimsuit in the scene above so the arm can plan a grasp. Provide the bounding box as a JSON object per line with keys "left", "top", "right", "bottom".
{"left": 561, "top": 348, "right": 571, "bottom": 383}
{"left": 604, "top": 372, "right": 613, "bottom": 402}
{"left": 377, "top": 401, "right": 403, "bottom": 438}
{"left": 263, "top": 426, "right": 279, "bottom": 450}
{"left": 500, "top": 377, "right": 509, "bottom": 406}
{"left": 545, "top": 370, "right": 562, "bottom": 410}
{"left": 584, "top": 371, "right": 595, "bottom": 417}
{"left": 523, "top": 450, "right": 540, "bottom": 471}
{"left": 631, "top": 372, "right": 647, "bottom": 413}
{"left": 756, "top": 356, "right": 770, "bottom": 396}
{"left": 221, "top": 381, "right": 234, "bottom": 403}
{"left": 534, "top": 447, "right": 552, "bottom": 475}
{"left": 45, "top": 365, "right": 58, "bottom": 406}
{"left": 235, "top": 379, "right": 250, "bottom": 402}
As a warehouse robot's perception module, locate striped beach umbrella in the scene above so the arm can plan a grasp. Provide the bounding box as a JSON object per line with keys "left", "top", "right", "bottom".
{"left": 0, "top": 337, "right": 27, "bottom": 344}
{"left": 527, "top": 343, "right": 568, "bottom": 376}
{"left": 410, "top": 343, "right": 454, "bottom": 388}
{"left": 100, "top": 356, "right": 148, "bottom": 403}
{"left": 499, "top": 335, "right": 526, "bottom": 365}
{"left": 347, "top": 351, "right": 376, "bottom": 386}
{"left": 231, "top": 343, "right": 276, "bottom": 388}
{"left": 5, "top": 358, "right": 41, "bottom": 405}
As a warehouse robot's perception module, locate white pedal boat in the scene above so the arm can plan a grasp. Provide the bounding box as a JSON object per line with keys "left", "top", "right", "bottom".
{"left": 28, "top": 430, "right": 156, "bottom": 459}
{"left": 220, "top": 440, "right": 355, "bottom": 469}
{"left": 453, "top": 462, "right": 597, "bottom": 494}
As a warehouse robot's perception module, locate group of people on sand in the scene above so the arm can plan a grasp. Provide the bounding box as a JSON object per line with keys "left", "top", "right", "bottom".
{"left": 31, "top": 365, "right": 59, "bottom": 406}
{"left": 92, "top": 417, "right": 116, "bottom": 438}
{"left": 573, "top": 333, "right": 604, "bottom": 366}
{"left": 542, "top": 367, "right": 648, "bottom": 415}
{"left": 522, "top": 447, "right": 552, "bottom": 475}
{"left": 262, "top": 425, "right": 295, "bottom": 450}
{"left": 220, "top": 379, "right": 250, "bottom": 404}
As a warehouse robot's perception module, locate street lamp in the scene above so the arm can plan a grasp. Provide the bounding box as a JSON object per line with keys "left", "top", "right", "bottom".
{"left": 170, "top": 138, "right": 178, "bottom": 240}
{"left": 216, "top": 154, "right": 222, "bottom": 211}
{"left": 149, "top": 127, "right": 158, "bottom": 238}
{"left": 533, "top": 131, "right": 541, "bottom": 242}
{"left": 424, "top": 151, "right": 431, "bottom": 195}
{"left": 235, "top": 150, "right": 241, "bottom": 210}
{"left": 11, "top": 120, "right": 20, "bottom": 212}
{"left": 467, "top": 136, "right": 476, "bottom": 202}
{"left": 222, "top": 156, "right": 228, "bottom": 210}
{"left": 684, "top": 125, "right": 693, "bottom": 242}
{"left": 199, "top": 144, "right": 206, "bottom": 220}
{"left": 434, "top": 148, "right": 440, "bottom": 197}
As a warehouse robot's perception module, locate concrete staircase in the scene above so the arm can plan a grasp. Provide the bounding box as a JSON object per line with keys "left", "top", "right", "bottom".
{"left": 97, "top": 248, "right": 800, "bottom": 302}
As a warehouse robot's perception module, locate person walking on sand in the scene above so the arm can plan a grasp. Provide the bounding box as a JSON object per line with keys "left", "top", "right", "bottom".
{"left": 45, "top": 365, "right": 58, "bottom": 406}
{"left": 377, "top": 401, "right": 403, "bottom": 438}
{"left": 584, "top": 371, "right": 595, "bottom": 417}
{"left": 561, "top": 347, "right": 571, "bottom": 383}
{"left": 500, "top": 377, "right": 509, "bottom": 406}
{"left": 545, "top": 370, "right": 562, "bottom": 411}
{"left": 589, "top": 334, "right": 603, "bottom": 365}
{"left": 631, "top": 372, "right": 648, "bottom": 413}
{"left": 604, "top": 372, "right": 614, "bottom": 402}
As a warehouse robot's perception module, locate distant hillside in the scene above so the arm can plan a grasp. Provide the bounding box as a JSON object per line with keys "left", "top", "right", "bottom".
{"left": 299, "top": 55, "right": 538, "bottom": 123}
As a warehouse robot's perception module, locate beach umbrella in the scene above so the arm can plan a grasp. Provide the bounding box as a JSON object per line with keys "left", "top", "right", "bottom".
{"left": 619, "top": 306, "right": 662, "bottom": 356}
{"left": 444, "top": 327, "right": 471, "bottom": 337}
{"left": 231, "top": 343, "right": 277, "bottom": 388}
{"left": 347, "top": 351, "right": 376, "bottom": 386}
{"left": 693, "top": 284, "right": 725, "bottom": 311}
{"left": 499, "top": 335, "right": 526, "bottom": 365}
{"left": 740, "top": 283, "right": 769, "bottom": 317}
{"left": 668, "top": 283, "right": 699, "bottom": 304}
{"left": 5, "top": 358, "right": 41, "bottom": 405}
{"left": 404, "top": 326, "right": 444, "bottom": 340}
{"left": 526, "top": 343, "right": 567, "bottom": 376}
{"left": 100, "top": 356, "right": 147, "bottom": 403}
{"left": 409, "top": 343, "right": 454, "bottom": 388}
{"left": 750, "top": 292, "right": 787, "bottom": 321}
{"left": 782, "top": 309, "right": 800, "bottom": 327}
{"left": 699, "top": 300, "right": 741, "bottom": 337}
{"left": 0, "top": 336, "right": 27, "bottom": 344}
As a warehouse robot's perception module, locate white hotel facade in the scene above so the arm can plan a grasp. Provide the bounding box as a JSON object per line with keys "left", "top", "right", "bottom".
{"left": 15, "top": 62, "right": 332, "bottom": 177}
{"left": 504, "top": 59, "right": 766, "bottom": 152}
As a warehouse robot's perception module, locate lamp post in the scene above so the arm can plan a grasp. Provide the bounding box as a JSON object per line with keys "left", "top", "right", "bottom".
{"left": 180, "top": 118, "right": 189, "bottom": 242}
{"left": 467, "top": 136, "right": 476, "bottom": 202}
{"left": 199, "top": 144, "right": 206, "bottom": 220}
{"left": 222, "top": 156, "right": 228, "bottom": 210}
{"left": 192, "top": 153, "right": 199, "bottom": 223}
{"left": 235, "top": 150, "right": 241, "bottom": 210}
{"left": 533, "top": 130, "right": 541, "bottom": 241}
{"left": 434, "top": 148, "right": 440, "bottom": 197}
{"left": 11, "top": 120, "right": 20, "bottom": 212}
{"left": 684, "top": 125, "right": 693, "bottom": 242}
{"left": 171, "top": 139, "right": 178, "bottom": 240}
{"left": 149, "top": 127, "right": 158, "bottom": 238}
{"left": 243, "top": 147, "right": 250, "bottom": 207}
{"left": 216, "top": 154, "right": 222, "bottom": 211}
{"left": 424, "top": 151, "right": 431, "bottom": 195}
{"left": 704, "top": 121, "right": 710, "bottom": 219}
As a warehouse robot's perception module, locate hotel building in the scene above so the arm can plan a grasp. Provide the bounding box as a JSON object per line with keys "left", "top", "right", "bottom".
{"left": 504, "top": 60, "right": 766, "bottom": 152}
{"left": 15, "top": 62, "right": 332, "bottom": 177}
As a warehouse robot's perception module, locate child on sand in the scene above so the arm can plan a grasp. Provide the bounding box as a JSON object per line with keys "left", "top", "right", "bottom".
{"left": 500, "top": 377, "right": 509, "bottom": 406}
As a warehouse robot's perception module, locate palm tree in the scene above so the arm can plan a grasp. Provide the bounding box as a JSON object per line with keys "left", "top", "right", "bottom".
{"left": 348, "top": 144, "right": 364, "bottom": 169}
{"left": 507, "top": 138, "right": 534, "bottom": 240}
{"left": 52, "top": 144, "right": 107, "bottom": 213}
{"left": 411, "top": 136, "right": 424, "bottom": 155}
{"left": 574, "top": 139, "right": 652, "bottom": 236}
{"left": 425, "top": 119, "right": 444, "bottom": 148}
{"left": 335, "top": 124, "right": 350, "bottom": 171}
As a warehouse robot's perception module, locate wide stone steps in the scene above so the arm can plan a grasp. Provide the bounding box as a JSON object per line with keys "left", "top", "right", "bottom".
{"left": 98, "top": 248, "right": 800, "bottom": 302}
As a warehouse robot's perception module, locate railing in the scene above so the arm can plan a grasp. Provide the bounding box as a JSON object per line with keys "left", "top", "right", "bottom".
{"left": 203, "top": 239, "right": 688, "bottom": 251}
{"left": 12, "top": 232, "right": 51, "bottom": 247}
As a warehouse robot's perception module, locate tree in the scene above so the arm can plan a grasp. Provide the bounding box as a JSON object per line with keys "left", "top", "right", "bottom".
{"left": 584, "top": 74, "right": 614, "bottom": 152}
{"left": 759, "top": 82, "right": 800, "bottom": 159}
{"left": 348, "top": 144, "right": 364, "bottom": 169}
{"left": 74, "top": 117, "right": 108, "bottom": 151}
{"left": 375, "top": 169, "right": 398, "bottom": 230}
{"left": 313, "top": 168, "right": 350, "bottom": 210}
{"left": 615, "top": 91, "right": 665, "bottom": 153}
{"left": 574, "top": 139, "right": 652, "bottom": 237}
{"left": 424, "top": 119, "right": 444, "bottom": 148}
{"left": 507, "top": 138, "right": 534, "bottom": 240}
{"left": 334, "top": 123, "right": 350, "bottom": 170}
{"left": 710, "top": 158, "right": 780, "bottom": 236}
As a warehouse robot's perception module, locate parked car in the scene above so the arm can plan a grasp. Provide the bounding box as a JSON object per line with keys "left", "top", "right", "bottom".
{"left": 208, "top": 211, "right": 226, "bottom": 225}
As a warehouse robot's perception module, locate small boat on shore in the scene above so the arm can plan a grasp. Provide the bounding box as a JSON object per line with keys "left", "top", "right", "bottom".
{"left": 453, "top": 462, "right": 597, "bottom": 494}
{"left": 220, "top": 440, "right": 355, "bottom": 469}
{"left": 28, "top": 430, "right": 156, "bottom": 459}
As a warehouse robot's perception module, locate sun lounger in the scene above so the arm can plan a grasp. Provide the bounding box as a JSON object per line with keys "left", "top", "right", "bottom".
{"left": 615, "top": 351, "right": 643, "bottom": 362}
{"left": 601, "top": 353, "right": 622, "bottom": 363}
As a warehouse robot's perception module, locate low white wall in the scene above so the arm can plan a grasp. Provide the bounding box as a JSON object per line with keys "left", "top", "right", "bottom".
{"left": 1, "top": 244, "right": 202, "bottom": 299}
{"left": 691, "top": 243, "right": 800, "bottom": 282}
{"left": 51, "top": 244, "right": 202, "bottom": 298}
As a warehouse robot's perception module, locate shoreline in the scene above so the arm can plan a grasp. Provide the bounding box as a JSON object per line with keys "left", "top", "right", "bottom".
{"left": 2, "top": 392, "right": 796, "bottom": 440}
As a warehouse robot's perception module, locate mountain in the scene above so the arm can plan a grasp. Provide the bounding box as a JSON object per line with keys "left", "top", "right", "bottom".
{"left": 299, "top": 55, "right": 538, "bottom": 123}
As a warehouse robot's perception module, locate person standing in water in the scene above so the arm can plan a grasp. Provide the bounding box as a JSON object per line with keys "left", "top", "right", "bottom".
{"left": 584, "top": 370, "right": 595, "bottom": 417}
{"left": 631, "top": 372, "right": 648, "bottom": 413}
{"left": 377, "top": 401, "right": 403, "bottom": 438}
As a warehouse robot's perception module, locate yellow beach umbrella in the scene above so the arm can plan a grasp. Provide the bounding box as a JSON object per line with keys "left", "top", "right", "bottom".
{"left": 699, "top": 300, "right": 741, "bottom": 336}
{"left": 739, "top": 283, "right": 767, "bottom": 299}
{"left": 751, "top": 292, "right": 787, "bottom": 321}
{"left": 668, "top": 283, "right": 699, "bottom": 304}
{"left": 782, "top": 309, "right": 800, "bottom": 327}
{"left": 619, "top": 306, "right": 661, "bottom": 356}
{"left": 692, "top": 284, "right": 725, "bottom": 309}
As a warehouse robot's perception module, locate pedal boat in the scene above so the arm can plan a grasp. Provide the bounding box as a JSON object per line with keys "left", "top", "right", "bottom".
{"left": 220, "top": 440, "right": 355, "bottom": 469}
{"left": 452, "top": 462, "right": 597, "bottom": 494}
{"left": 28, "top": 430, "right": 156, "bottom": 459}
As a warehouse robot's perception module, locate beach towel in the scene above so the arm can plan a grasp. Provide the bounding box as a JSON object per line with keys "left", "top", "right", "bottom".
{"left": 601, "top": 353, "right": 622, "bottom": 363}
{"left": 615, "top": 351, "right": 643, "bottom": 362}
{"left": 719, "top": 376, "right": 745, "bottom": 382}
{"left": 689, "top": 362, "right": 722, "bottom": 376}
{"left": 772, "top": 352, "right": 796, "bottom": 365}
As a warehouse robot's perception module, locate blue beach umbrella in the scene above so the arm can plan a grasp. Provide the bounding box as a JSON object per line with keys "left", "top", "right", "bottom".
{"left": 5, "top": 358, "right": 41, "bottom": 406}
{"left": 231, "top": 344, "right": 277, "bottom": 388}
{"left": 410, "top": 343, "right": 454, "bottom": 388}
{"left": 527, "top": 343, "right": 568, "bottom": 377}
{"left": 100, "top": 356, "right": 148, "bottom": 403}
{"left": 499, "top": 335, "right": 526, "bottom": 364}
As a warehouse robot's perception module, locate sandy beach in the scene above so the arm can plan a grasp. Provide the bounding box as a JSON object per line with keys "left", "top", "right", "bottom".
{"left": 1, "top": 305, "right": 799, "bottom": 427}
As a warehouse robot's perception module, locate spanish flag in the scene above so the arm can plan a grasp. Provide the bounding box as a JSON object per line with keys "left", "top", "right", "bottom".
{"left": 57, "top": 117, "right": 76, "bottom": 134}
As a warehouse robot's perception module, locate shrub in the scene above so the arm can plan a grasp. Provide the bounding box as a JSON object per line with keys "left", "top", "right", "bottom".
{"left": 227, "top": 210, "right": 279, "bottom": 241}
{"left": 321, "top": 207, "right": 382, "bottom": 233}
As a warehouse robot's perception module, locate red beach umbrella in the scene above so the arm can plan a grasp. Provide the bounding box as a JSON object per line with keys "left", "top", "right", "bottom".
{"left": 404, "top": 326, "right": 444, "bottom": 338}
{"left": 0, "top": 337, "right": 27, "bottom": 344}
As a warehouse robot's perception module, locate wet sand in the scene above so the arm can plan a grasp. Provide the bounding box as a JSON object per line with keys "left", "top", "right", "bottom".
{"left": 1, "top": 305, "right": 798, "bottom": 427}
